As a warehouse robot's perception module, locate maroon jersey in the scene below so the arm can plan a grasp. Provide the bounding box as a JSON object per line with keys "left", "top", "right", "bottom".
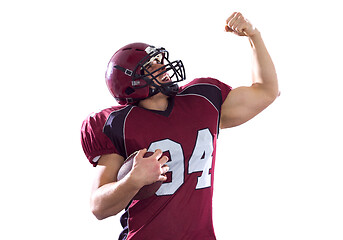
{"left": 81, "top": 78, "right": 231, "bottom": 240}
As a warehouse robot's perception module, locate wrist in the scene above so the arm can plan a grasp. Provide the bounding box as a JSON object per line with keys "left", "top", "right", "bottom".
{"left": 125, "top": 171, "right": 145, "bottom": 191}
{"left": 248, "top": 30, "right": 262, "bottom": 48}
{"left": 248, "top": 29, "right": 261, "bottom": 40}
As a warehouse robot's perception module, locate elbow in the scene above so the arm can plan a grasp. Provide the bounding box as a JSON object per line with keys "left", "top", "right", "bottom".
{"left": 262, "top": 76, "right": 280, "bottom": 102}
{"left": 272, "top": 80, "right": 280, "bottom": 100}
{"left": 272, "top": 90, "right": 281, "bottom": 103}
{"left": 90, "top": 202, "right": 120, "bottom": 221}
{"left": 271, "top": 84, "right": 280, "bottom": 100}
{"left": 91, "top": 199, "right": 111, "bottom": 220}
{"left": 91, "top": 205, "right": 107, "bottom": 220}
{"left": 90, "top": 195, "right": 105, "bottom": 220}
{"left": 268, "top": 91, "right": 279, "bottom": 104}
{"left": 259, "top": 88, "right": 279, "bottom": 110}
{"left": 93, "top": 213, "right": 106, "bottom": 221}
{"left": 266, "top": 85, "right": 280, "bottom": 104}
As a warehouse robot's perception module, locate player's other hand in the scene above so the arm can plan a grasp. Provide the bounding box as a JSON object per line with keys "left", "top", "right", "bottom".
{"left": 130, "top": 148, "right": 169, "bottom": 188}
{"left": 225, "top": 12, "right": 259, "bottom": 37}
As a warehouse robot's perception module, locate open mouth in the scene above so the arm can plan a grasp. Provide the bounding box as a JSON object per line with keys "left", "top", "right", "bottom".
{"left": 160, "top": 74, "right": 171, "bottom": 83}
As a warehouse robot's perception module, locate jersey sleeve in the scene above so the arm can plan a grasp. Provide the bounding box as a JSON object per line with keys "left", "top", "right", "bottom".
{"left": 80, "top": 109, "right": 119, "bottom": 167}
{"left": 214, "top": 78, "right": 231, "bottom": 102}
{"left": 179, "top": 77, "right": 232, "bottom": 108}
{"left": 194, "top": 77, "right": 232, "bottom": 103}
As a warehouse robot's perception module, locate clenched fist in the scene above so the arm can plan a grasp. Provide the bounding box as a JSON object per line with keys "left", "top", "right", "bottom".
{"left": 225, "top": 12, "right": 259, "bottom": 37}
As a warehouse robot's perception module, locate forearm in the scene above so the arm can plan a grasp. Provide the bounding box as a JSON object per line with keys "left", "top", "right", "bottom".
{"left": 249, "top": 32, "right": 279, "bottom": 99}
{"left": 91, "top": 175, "right": 140, "bottom": 220}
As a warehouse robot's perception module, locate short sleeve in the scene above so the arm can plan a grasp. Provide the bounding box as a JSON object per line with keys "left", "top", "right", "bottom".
{"left": 81, "top": 109, "right": 119, "bottom": 167}
{"left": 194, "top": 77, "right": 232, "bottom": 103}
{"left": 179, "top": 77, "right": 232, "bottom": 110}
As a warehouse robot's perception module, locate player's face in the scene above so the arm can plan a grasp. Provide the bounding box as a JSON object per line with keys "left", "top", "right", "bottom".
{"left": 144, "top": 59, "right": 171, "bottom": 85}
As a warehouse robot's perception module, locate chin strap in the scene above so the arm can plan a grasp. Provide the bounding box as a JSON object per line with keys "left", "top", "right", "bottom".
{"left": 148, "top": 81, "right": 179, "bottom": 98}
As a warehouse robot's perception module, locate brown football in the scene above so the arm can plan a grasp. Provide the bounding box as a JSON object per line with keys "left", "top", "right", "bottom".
{"left": 117, "top": 151, "right": 163, "bottom": 200}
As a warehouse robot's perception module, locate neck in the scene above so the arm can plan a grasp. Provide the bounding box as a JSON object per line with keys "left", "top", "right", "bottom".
{"left": 138, "top": 93, "right": 169, "bottom": 111}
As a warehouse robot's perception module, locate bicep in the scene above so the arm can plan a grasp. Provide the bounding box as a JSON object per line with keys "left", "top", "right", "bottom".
{"left": 91, "top": 153, "right": 125, "bottom": 192}
{"left": 220, "top": 84, "right": 275, "bottom": 129}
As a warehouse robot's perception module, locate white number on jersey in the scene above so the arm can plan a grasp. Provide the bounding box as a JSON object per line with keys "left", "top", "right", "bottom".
{"left": 147, "top": 128, "right": 214, "bottom": 196}
{"left": 188, "top": 129, "right": 213, "bottom": 189}
{"left": 148, "top": 139, "right": 184, "bottom": 196}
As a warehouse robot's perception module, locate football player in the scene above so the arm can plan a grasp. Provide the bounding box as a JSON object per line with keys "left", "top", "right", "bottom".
{"left": 81, "top": 12, "right": 279, "bottom": 240}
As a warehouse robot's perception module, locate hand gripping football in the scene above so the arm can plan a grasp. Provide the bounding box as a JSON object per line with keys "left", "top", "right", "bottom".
{"left": 117, "top": 151, "right": 163, "bottom": 200}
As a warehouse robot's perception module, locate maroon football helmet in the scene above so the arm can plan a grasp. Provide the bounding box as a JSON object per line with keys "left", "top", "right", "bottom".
{"left": 105, "top": 42, "right": 186, "bottom": 105}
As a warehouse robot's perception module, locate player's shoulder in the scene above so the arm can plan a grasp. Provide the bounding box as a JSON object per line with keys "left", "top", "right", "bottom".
{"left": 81, "top": 105, "right": 128, "bottom": 166}
{"left": 86, "top": 105, "right": 127, "bottom": 121}
{"left": 81, "top": 105, "right": 127, "bottom": 131}
{"left": 105, "top": 104, "right": 135, "bottom": 124}
{"left": 179, "top": 77, "right": 228, "bottom": 93}
{"left": 177, "top": 77, "right": 232, "bottom": 111}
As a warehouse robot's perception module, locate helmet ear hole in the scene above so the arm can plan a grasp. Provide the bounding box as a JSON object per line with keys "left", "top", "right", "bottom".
{"left": 125, "top": 87, "right": 135, "bottom": 95}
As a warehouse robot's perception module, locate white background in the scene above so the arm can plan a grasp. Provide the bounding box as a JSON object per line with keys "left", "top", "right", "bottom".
{"left": 1, "top": 0, "right": 342, "bottom": 239}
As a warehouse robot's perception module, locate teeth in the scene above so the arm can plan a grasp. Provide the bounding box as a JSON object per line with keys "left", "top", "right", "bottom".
{"left": 161, "top": 75, "right": 168, "bottom": 82}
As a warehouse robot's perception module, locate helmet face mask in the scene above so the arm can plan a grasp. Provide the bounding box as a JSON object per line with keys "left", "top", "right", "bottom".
{"left": 105, "top": 43, "right": 186, "bottom": 105}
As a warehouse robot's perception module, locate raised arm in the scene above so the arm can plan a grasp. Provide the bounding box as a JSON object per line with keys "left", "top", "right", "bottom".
{"left": 220, "top": 12, "right": 279, "bottom": 129}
